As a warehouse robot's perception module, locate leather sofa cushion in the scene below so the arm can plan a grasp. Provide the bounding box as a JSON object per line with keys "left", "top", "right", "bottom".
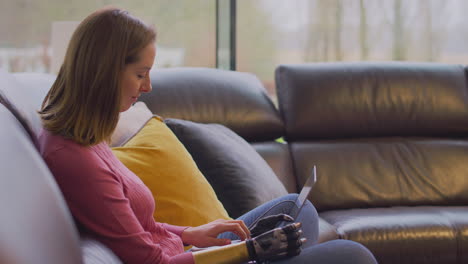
{"left": 321, "top": 206, "right": 468, "bottom": 264}
{"left": 252, "top": 142, "right": 297, "bottom": 193}
{"left": 290, "top": 138, "right": 468, "bottom": 211}
{"left": 0, "top": 103, "right": 82, "bottom": 263}
{"left": 165, "top": 118, "right": 288, "bottom": 218}
{"left": 276, "top": 63, "right": 468, "bottom": 140}
{"left": 140, "top": 67, "right": 284, "bottom": 142}
{"left": 317, "top": 217, "right": 339, "bottom": 243}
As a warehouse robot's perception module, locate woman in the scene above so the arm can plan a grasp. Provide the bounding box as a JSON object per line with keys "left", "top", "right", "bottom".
{"left": 38, "top": 7, "right": 377, "bottom": 264}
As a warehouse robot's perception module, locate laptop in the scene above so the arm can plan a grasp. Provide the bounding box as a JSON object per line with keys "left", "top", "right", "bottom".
{"left": 191, "top": 166, "right": 318, "bottom": 251}
{"left": 288, "top": 165, "right": 317, "bottom": 221}
{"left": 248, "top": 165, "right": 317, "bottom": 229}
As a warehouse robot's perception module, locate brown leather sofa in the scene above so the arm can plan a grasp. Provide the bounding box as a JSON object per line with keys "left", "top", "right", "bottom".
{"left": 274, "top": 63, "right": 468, "bottom": 264}
{"left": 140, "top": 63, "right": 468, "bottom": 264}
{"left": 1, "top": 62, "right": 467, "bottom": 264}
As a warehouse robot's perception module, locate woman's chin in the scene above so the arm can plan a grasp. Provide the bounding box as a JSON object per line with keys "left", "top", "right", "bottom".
{"left": 119, "top": 104, "right": 132, "bottom": 112}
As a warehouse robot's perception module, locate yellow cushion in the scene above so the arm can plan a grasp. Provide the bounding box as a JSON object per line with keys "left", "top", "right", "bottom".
{"left": 112, "top": 116, "right": 231, "bottom": 228}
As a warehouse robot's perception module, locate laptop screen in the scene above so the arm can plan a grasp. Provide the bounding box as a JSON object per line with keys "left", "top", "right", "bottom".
{"left": 289, "top": 165, "right": 317, "bottom": 220}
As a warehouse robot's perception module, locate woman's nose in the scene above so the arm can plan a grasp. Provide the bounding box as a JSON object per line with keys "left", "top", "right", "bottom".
{"left": 141, "top": 76, "right": 152, "bottom": 93}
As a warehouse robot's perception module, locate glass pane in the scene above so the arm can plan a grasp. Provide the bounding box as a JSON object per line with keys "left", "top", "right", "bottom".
{"left": 237, "top": 0, "right": 468, "bottom": 97}
{"left": 0, "top": 0, "right": 215, "bottom": 73}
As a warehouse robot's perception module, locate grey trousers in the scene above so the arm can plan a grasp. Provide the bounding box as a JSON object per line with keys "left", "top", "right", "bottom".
{"left": 219, "top": 194, "right": 378, "bottom": 264}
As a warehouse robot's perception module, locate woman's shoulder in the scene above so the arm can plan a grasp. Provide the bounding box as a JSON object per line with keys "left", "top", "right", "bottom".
{"left": 38, "top": 128, "right": 115, "bottom": 181}
{"left": 37, "top": 129, "right": 110, "bottom": 170}
{"left": 38, "top": 128, "right": 86, "bottom": 157}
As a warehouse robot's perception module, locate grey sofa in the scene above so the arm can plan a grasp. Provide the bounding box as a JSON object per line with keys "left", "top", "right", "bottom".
{"left": 0, "top": 72, "right": 121, "bottom": 264}
{"left": 1, "top": 62, "right": 468, "bottom": 264}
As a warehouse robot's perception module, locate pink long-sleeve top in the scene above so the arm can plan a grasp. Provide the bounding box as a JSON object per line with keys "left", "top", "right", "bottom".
{"left": 38, "top": 129, "right": 195, "bottom": 264}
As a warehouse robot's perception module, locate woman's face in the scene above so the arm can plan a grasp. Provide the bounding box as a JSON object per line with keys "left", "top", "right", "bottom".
{"left": 120, "top": 43, "right": 156, "bottom": 112}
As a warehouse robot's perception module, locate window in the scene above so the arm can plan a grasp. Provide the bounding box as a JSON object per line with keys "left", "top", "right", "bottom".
{"left": 237, "top": 0, "right": 468, "bottom": 96}
{"left": 3, "top": 0, "right": 468, "bottom": 96}
{"left": 0, "top": 0, "right": 215, "bottom": 73}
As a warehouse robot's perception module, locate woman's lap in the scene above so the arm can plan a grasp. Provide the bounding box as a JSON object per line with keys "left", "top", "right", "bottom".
{"left": 272, "top": 240, "right": 377, "bottom": 264}
{"left": 219, "top": 194, "right": 318, "bottom": 248}
{"left": 219, "top": 194, "right": 377, "bottom": 264}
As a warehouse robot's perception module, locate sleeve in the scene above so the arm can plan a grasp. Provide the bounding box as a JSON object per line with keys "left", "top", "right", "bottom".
{"left": 162, "top": 224, "right": 190, "bottom": 237}
{"left": 192, "top": 242, "right": 250, "bottom": 264}
{"left": 45, "top": 148, "right": 194, "bottom": 264}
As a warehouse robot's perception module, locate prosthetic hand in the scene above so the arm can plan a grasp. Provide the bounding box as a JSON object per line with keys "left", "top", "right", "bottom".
{"left": 249, "top": 214, "right": 294, "bottom": 237}
{"left": 192, "top": 222, "right": 305, "bottom": 264}
{"left": 246, "top": 222, "right": 305, "bottom": 263}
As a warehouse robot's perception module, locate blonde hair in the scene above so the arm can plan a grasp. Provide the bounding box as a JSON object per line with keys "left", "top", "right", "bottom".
{"left": 39, "top": 7, "right": 156, "bottom": 146}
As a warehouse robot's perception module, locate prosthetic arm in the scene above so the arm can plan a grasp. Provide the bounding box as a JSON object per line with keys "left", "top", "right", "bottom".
{"left": 193, "top": 223, "right": 305, "bottom": 264}
{"left": 249, "top": 214, "right": 294, "bottom": 237}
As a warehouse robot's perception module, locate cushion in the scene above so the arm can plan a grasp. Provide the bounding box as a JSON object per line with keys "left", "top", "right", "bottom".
{"left": 110, "top": 102, "right": 153, "bottom": 147}
{"left": 164, "top": 118, "right": 288, "bottom": 218}
{"left": 111, "top": 117, "right": 231, "bottom": 228}
{"left": 12, "top": 72, "right": 55, "bottom": 107}
{"left": 0, "top": 101, "right": 82, "bottom": 264}
{"left": 275, "top": 63, "right": 468, "bottom": 140}
{"left": 139, "top": 67, "right": 284, "bottom": 142}
{"left": 0, "top": 70, "right": 54, "bottom": 144}
{"left": 80, "top": 237, "right": 122, "bottom": 264}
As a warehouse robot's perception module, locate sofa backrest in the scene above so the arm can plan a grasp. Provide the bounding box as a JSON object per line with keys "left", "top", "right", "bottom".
{"left": 0, "top": 71, "right": 123, "bottom": 264}
{"left": 276, "top": 62, "right": 468, "bottom": 211}
{"left": 0, "top": 71, "right": 54, "bottom": 148}
{"left": 140, "top": 67, "right": 284, "bottom": 142}
{"left": 0, "top": 101, "right": 83, "bottom": 263}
